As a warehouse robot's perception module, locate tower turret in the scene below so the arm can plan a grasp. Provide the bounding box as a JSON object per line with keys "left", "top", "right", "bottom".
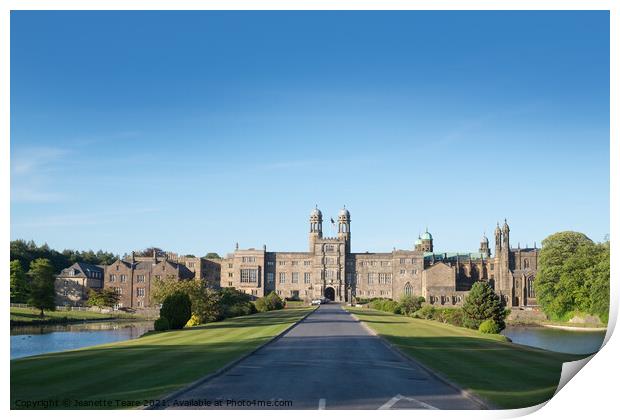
{"left": 479, "top": 233, "right": 490, "bottom": 257}
{"left": 420, "top": 228, "right": 433, "bottom": 252}
{"left": 502, "top": 218, "right": 510, "bottom": 251}
{"left": 337, "top": 206, "right": 351, "bottom": 253}
{"left": 414, "top": 235, "right": 423, "bottom": 251}
{"left": 309, "top": 206, "right": 323, "bottom": 252}
{"left": 494, "top": 222, "right": 502, "bottom": 254}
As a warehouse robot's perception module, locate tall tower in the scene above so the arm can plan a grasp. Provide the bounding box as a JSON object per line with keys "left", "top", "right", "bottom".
{"left": 337, "top": 206, "right": 351, "bottom": 253}
{"left": 502, "top": 219, "right": 510, "bottom": 253}
{"left": 479, "top": 233, "right": 490, "bottom": 257}
{"left": 496, "top": 219, "right": 512, "bottom": 306}
{"left": 493, "top": 222, "right": 502, "bottom": 292}
{"left": 494, "top": 222, "right": 502, "bottom": 255}
{"left": 309, "top": 206, "right": 323, "bottom": 252}
{"left": 420, "top": 228, "right": 433, "bottom": 252}
{"left": 414, "top": 235, "right": 423, "bottom": 251}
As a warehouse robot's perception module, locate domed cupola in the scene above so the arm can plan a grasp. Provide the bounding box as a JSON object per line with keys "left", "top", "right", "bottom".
{"left": 480, "top": 232, "right": 491, "bottom": 257}
{"left": 308, "top": 205, "right": 323, "bottom": 251}
{"left": 337, "top": 206, "right": 351, "bottom": 252}
{"left": 309, "top": 205, "right": 323, "bottom": 234}
{"left": 419, "top": 228, "right": 433, "bottom": 252}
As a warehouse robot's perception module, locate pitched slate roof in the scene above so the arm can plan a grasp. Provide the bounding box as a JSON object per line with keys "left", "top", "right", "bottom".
{"left": 59, "top": 262, "right": 104, "bottom": 277}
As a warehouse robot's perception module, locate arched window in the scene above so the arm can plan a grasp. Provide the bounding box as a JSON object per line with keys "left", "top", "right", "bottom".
{"left": 527, "top": 277, "right": 535, "bottom": 298}
{"left": 523, "top": 259, "right": 529, "bottom": 269}
{"left": 404, "top": 282, "right": 413, "bottom": 296}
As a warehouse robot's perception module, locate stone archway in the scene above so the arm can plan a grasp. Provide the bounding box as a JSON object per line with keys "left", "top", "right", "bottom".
{"left": 324, "top": 286, "right": 335, "bottom": 302}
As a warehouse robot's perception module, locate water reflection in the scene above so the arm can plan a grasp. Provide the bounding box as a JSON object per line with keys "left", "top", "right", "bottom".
{"left": 502, "top": 326, "right": 606, "bottom": 354}
{"left": 11, "top": 321, "right": 154, "bottom": 360}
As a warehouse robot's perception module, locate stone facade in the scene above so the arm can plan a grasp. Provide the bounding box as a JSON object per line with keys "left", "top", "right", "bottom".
{"left": 102, "top": 252, "right": 197, "bottom": 309}
{"left": 56, "top": 208, "right": 539, "bottom": 310}
{"left": 55, "top": 262, "right": 104, "bottom": 306}
{"left": 219, "top": 208, "right": 539, "bottom": 308}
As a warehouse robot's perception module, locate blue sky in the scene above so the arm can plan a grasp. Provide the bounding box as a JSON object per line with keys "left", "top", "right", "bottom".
{"left": 10, "top": 11, "right": 609, "bottom": 257}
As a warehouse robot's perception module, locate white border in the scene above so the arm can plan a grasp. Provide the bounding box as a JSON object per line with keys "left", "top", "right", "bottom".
{"left": 2, "top": 2, "right": 616, "bottom": 420}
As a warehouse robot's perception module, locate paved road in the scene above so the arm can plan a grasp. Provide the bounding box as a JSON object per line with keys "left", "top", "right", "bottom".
{"left": 165, "top": 304, "right": 482, "bottom": 410}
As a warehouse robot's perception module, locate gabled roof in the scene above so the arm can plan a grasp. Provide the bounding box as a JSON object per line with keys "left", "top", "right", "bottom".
{"left": 425, "top": 261, "right": 453, "bottom": 272}
{"left": 59, "top": 262, "right": 103, "bottom": 277}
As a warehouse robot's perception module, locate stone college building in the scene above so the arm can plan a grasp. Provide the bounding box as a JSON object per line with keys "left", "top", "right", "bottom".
{"left": 56, "top": 207, "right": 540, "bottom": 310}
{"left": 220, "top": 207, "right": 539, "bottom": 308}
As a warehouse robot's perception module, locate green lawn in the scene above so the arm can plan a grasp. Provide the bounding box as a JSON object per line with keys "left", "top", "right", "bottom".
{"left": 11, "top": 307, "right": 313, "bottom": 409}
{"left": 348, "top": 308, "right": 587, "bottom": 409}
{"left": 10, "top": 307, "right": 143, "bottom": 325}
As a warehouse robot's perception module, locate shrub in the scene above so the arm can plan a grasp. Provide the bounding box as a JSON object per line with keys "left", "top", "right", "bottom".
{"left": 382, "top": 300, "right": 399, "bottom": 313}
{"left": 415, "top": 304, "right": 437, "bottom": 320}
{"left": 369, "top": 298, "right": 393, "bottom": 312}
{"left": 254, "top": 297, "right": 268, "bottom": 312}
{"left": 160, "top": 292, "right": 192, "bottom": 330}
{"left": 255, "top": 292, "right": 284, "bottom": 312}
{"left": 225, "top": 302, "right": 257, "bottom": 318}
{"left": 443, "top": 308, "right": 464, "bottom": 327}
{"left": 462, "top": 281, "right": 506, "bottom": 331}
{"left": 398, "top": 295, "right": 425, "bottom": 316}
{"left": 154, "top": 316, "right": 170, "bottom": 331}
{"left": 185, "top": 314, "right": 201, "bottom": 327}
{"left": 479, "top": 319, "right": 501, "bottom": 334}
{"left": 264, "top": 291, "right": 284, "bottom": 311}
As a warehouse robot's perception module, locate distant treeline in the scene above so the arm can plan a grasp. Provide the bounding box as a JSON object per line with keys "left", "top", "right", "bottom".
{"left": 10, "top": 239, "right": 119, "bottom": 274}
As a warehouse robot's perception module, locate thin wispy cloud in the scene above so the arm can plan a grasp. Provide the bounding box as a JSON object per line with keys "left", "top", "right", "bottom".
{"left": 10, "top": 187, "right": 64, "bottom": 203}
{"left": 11, "top": 146, "right": 69, "bottom": 175}
{"left": 12, "top": 208, "right": 160, "bottom": 229}
{"left": 11, "top": 146, "right": 70, "bottom": 202}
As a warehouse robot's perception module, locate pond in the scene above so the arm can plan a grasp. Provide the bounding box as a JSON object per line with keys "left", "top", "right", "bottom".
{"left": 502, "top": 325, "right": 606, "bottom": 355}
{"left": 11, "top": 321, "right": 154, "bottom": 360}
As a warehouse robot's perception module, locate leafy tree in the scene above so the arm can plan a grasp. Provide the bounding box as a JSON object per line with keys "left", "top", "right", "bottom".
{"left": 218, "top": 287, "right": 256, "bottom": 318}
{"left": 194, "top": 289, "right": 227, "bottom": 323}
{"left": 11, "top": 239, "right": 118, "bottom": 274}
{"left": 136, "top": 247, "right": 164, "bottom": 257}
{"left": 27, "top": 258, "right": 56, "bottom": 317}
{"left": 87, "top": 288, "right": 120, "bottom": 308}
{"left": 151, "top": 277, "right": 224, "bottom": 323}
{"left": 462, "top": 281, "right": 506, "bottom": 331}
{"left": 151, "top": 276, "right": 201, "bottom": 305}
{"left": 204, "top": 252, "right": 221, "bottom": 259}
{"left": 535, "top": 232, "right": 609, "bottom": 322}
{"left": 587, "top": 241, "right": 610, "bottom": 323}
{"left": 184, "top": 254, "right": 196, "bottom": 258}
{"left": 160, "top": 292, "right": 192, "bottom": 329}
{"left": 10, "top": 260, "right": 30, "bottom": 303}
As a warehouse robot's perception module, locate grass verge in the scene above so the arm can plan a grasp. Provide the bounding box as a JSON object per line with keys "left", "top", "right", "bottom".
{"left": 347, "top": 307, "right": 588, "bottom": 409}
{"left": 11, "top": 307, "right": 313, "bottom": 409}
{"left": 10, "top": 307, "right": 144, "bottom": 326}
